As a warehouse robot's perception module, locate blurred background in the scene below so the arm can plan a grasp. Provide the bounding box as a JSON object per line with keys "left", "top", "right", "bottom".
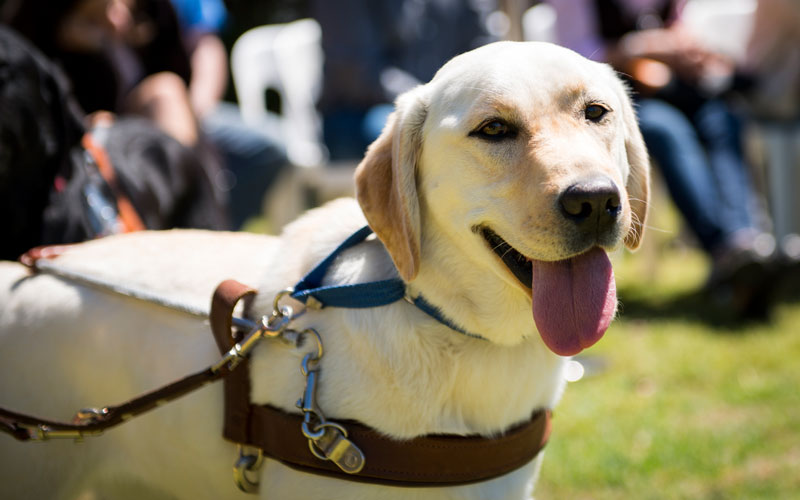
{"left": 1, "top": 0, "right": 799, "bottom": 497}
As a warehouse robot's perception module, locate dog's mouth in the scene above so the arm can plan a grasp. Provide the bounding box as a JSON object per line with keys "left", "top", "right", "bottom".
{"left": 477, "top": 225, "right": 617, "bottom": 357}
{"left": 479, "top": 227, "right": 532, "bottom": 289}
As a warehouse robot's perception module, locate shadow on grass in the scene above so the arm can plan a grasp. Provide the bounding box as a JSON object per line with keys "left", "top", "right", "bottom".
{"left": 617, "top": 258, "right": 800, "bottom": 330}
{"left": 617, "top": 287, "right": 777, "bottom": 331}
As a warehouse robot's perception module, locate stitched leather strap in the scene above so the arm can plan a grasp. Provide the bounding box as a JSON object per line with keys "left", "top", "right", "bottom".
{"left": 210, "top": 279, "right": 258, "bottom": 444}
{"left": 245, "top": 404, "right": 551, "bottom": 487}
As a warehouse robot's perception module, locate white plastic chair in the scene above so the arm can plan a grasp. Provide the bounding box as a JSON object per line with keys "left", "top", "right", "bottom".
{"left": 522, "top": 3, "right": 557, "bottom": 44}
{"left": 682, "top": 0, "right": 756, "bottom": 62}
{"left": 231, "top": 19, "right": 357, "bottom": 227}
{"left": 231, "top": 18, "right": 325, "bottom": 168}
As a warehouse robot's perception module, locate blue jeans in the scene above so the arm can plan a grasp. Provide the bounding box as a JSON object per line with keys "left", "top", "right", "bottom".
{"left": 203, "top": 103, "right": 288, "bottom": 228}
{"left": 322, "top": 104, "right": 394, "bottom": 161}
{"left": 637, "top": 98, "right": 756, "bottom": 253}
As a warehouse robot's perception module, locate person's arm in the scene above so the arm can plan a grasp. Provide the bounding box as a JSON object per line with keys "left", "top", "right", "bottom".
{"left": 188, "top": 32, "right": 228, "bottom": 117}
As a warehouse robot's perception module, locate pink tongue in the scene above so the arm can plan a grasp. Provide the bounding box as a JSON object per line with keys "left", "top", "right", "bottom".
{"left": 531, "top": 247, "right": 616, "bottom": 356}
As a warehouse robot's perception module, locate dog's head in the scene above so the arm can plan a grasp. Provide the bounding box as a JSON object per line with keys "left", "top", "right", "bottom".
{"left": 356, "top": 42, "right": 649, "bottom": 355}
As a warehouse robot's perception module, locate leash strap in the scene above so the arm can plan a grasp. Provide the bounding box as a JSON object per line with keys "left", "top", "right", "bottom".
{"left": 0, "top": 364, "right": 223, "bottom": 442}
{"left": 0, "top": 281, "right": 253, "bottom": 442}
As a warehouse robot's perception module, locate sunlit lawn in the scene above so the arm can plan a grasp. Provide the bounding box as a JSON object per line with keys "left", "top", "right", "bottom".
{"left": 535, "top": 222, "right": 800, "bottom": 499}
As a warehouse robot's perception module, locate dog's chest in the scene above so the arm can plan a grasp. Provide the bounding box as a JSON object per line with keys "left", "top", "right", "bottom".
{"left": 249, "top": 304, "right": 567, "bottom": 439}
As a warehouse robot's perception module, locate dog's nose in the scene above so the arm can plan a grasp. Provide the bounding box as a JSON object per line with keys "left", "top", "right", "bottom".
{"left": 559, "top": 177, "right": 621, "bottom": 234}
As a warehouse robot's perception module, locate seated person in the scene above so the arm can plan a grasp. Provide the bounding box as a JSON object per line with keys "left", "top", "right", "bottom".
{"left": 0, "top": 25, "right": 228, "bottom": 260}
{"left": 549, "top": 0, "right": 774, "bottom": 318}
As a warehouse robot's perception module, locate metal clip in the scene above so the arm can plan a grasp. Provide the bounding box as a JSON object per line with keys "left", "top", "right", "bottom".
{"left": 294, "top": 329, "right": 365, "bottom": 474}
{"left": 23, "top": 407, "right": 109, "bottom": 442}
{"left": 272, "top": 288, "right": 296, "bottom": 317}
{"left": 297, "top": 352, "right": 325, "bottom": 439}
{"left": 212, "top": 308, "right": 294, "bottom": 375}
{"left": 22, "top": 424, "right": 104, "bottom": 442}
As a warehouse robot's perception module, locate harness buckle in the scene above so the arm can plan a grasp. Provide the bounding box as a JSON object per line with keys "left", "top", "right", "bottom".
{"left": 307, "top": 422, "right": 365, "bottom": 474}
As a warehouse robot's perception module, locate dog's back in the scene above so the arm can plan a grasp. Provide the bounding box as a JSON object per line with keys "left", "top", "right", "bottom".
{"left": 0, "top": 229, "right": 277, "bottom": 499}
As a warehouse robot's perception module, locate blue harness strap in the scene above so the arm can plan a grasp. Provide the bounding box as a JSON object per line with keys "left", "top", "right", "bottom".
{"left": 289, "top": 226, "right": 483, "bottom": 339}
{"left": 290, "top": 226, "right": 407, "bottom": 308}
{"left": 410, "top": 295, "right": 483, "bottom": 339}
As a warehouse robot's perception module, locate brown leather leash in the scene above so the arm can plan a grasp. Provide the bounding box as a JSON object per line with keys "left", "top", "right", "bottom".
{"left": 1, "top": 273, "right": 552, "bottom": 489}
{"left": 0, "top": 280, "right": 256, "bottom": 442}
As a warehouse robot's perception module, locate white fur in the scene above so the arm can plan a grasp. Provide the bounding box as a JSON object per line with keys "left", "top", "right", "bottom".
{"left": 0, "top": 42, "right": 648, "bottom": 499}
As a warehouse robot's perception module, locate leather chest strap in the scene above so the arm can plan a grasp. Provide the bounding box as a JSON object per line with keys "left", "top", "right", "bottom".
{"left": 246, "top": 404, "right": 552, "bottom": 487}
{"left": 210, "top": 280, "right": 552, "bottom": 487}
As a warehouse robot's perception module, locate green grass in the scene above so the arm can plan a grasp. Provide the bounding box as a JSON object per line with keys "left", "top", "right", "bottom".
{"left": 535, "top": 244, "right": 800, "bottom": 499}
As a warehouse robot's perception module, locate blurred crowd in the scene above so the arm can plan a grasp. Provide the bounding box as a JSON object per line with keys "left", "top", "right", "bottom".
{"left": 0, "top": 0, "right": 798, "bottom": 319}
{"left": 543, "top": 0, "right": 800, "bottom": 318}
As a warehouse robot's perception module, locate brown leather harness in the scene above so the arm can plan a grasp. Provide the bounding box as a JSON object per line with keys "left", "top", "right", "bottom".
{"left": 0, "top": 261, "right": 552, "bottom": 490}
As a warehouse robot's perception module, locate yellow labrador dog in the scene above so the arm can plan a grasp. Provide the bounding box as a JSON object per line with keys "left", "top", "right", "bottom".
{"left": 0, "top": 41, "right": 648, "bottom": 499}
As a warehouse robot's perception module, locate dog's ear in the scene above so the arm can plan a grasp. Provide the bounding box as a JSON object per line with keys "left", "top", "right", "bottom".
{"left": 615, "top": 78, "right": 650, "bottom": 250}
{"left": 355, "top": 90, "right": 427, "bottom": 281}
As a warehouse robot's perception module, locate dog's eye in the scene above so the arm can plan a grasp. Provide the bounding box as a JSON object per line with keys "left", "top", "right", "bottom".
{"left": 472, "top": 120, "right": 516, "bottom": 141}
{"left": 584, "top": 104, "right": 608, "bottom": 122}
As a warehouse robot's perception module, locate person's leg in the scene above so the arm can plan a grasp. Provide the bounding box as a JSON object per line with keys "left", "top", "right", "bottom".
{"left": 202, "top": 102, "right": 288, "bottom": 228}
{"left": 362, "top": 104, "right": 393, "bottom": 144}
{"left": 692, "top": 99, "right": 758, "bottom": 239}
{"left": 636, "top": 98, "right": 726, "bottom": 252}
{"left": 322, "top": 109, "right": 370, "bottom": 161}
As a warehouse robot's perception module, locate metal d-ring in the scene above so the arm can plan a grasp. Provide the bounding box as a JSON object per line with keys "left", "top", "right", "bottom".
{"left": 272, "top": 288, "right": 295, "bottom": 316}
{"left": 233, "top": 445, "right": 264, "bottom": 494}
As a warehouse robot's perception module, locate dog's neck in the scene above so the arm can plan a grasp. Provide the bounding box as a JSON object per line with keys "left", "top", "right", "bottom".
{"left": 409, "top": 224, "right": 538, "bottom": 347}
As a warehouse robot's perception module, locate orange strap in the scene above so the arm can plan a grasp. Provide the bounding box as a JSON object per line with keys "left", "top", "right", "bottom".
{"left": 81, "top": 131, "right": 146, "bottom": 233}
